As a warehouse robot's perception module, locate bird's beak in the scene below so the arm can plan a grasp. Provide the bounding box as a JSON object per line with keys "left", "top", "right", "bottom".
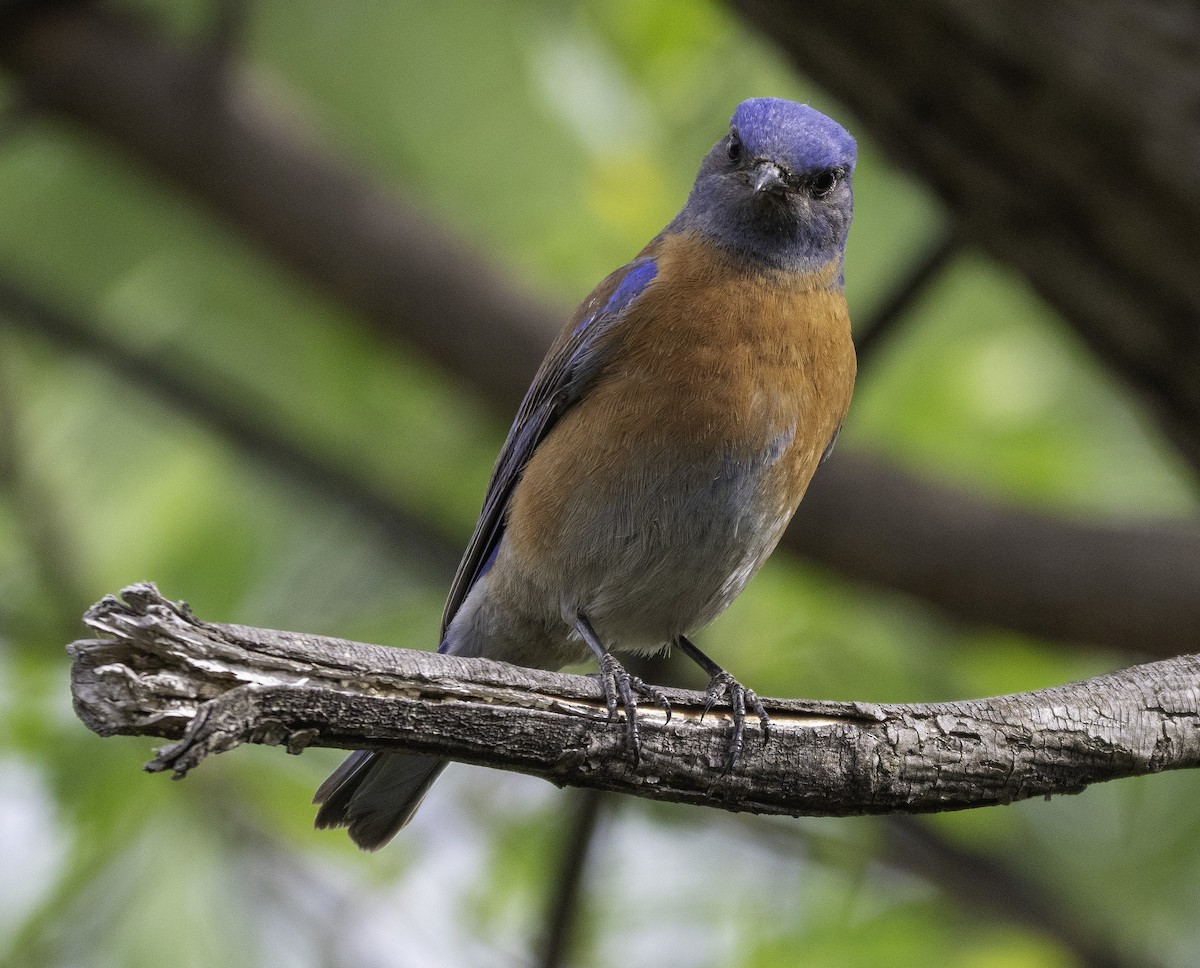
{"left": 750, "top": 161, "right": 787, "bottom": 195}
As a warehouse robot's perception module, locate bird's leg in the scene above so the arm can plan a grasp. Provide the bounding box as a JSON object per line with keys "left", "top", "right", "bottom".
{"left": 575, "top": 612, "right": 671, "bottom": 766}
{"left": 675, "top": 635, "right": 770, "bottom": 766}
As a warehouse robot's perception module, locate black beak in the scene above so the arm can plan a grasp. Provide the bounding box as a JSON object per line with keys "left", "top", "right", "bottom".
{"left": 750, "top": 161, "right": 787, "bottom": 195}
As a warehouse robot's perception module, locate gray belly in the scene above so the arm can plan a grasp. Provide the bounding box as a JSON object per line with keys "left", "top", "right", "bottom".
{"left": 547, "top": 447, "right": 795, "bottom": 653}
{"left": 445, "top": 441, "right": 803, "bottom": 668}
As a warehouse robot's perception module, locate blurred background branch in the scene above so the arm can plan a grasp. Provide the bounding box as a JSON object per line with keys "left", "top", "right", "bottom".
{"left": 734, "top": 0, "right": 1200, "bottom": 471}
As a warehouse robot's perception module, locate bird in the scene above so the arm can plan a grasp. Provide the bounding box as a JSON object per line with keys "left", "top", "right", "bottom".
{"left": 315, "top": 97, "right": 858, "bottom": 850}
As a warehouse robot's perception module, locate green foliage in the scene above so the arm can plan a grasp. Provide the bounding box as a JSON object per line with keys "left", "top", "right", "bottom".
{"left": 1, "top": 1, "right": 1197, "bottom": 967}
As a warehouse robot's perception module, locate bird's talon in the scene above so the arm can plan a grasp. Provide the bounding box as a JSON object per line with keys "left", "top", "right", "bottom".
{"left": 727, "top": 727, "right": 745, "bottom": 767}
{"left": 693, "top": 668, "right": 771, "bottom": 768}
{"left": 700, "top": 671, "right": 732, "bottom": 721}
{"left": 746, "top": 689, "right": 771, "bottom": 746}
{"left": 652, "top": 700, "right": 671, "bottom": 725}
{"left": 599, "top": 666, "right": 619, "bottom": 721}
{"left": 595, "top": 652, "right": 670, "bottom": 765}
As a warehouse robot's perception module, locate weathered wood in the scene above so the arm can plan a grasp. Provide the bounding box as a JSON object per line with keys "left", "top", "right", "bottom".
{"left": 69, "top": 583, "right": 1200, "bottom": 817}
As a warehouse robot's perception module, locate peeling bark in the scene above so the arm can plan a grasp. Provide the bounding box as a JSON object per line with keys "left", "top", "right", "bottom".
{"left": 70, "top": 584, "right": 1200, "bottom": 817}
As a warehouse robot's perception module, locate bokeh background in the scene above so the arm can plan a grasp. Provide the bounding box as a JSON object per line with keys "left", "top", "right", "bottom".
{"left": 2, "top": 1, "right": 1199, "bottom": 966}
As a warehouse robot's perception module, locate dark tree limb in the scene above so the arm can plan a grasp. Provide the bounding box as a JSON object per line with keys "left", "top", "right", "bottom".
{"left": 0, "top": 333, "right": 88, "bottom": 628}
{"left": 0, "top": 274, "right": 461, "bottom": 578}
{"left": 851, "top": 231, "right": 962, "bottom": 368}
{"left": 731, "top": 812, "right": 1160, "bottom": 968}
{"left": 536, "top": 790, "right": 606, "bottom": 968}
{"left": 732, "top": 0, "right": 1200, "bottom": 473}
{"left": 800, "top": 452, "right": 1200, "bottom": 657}
{"left": 70, "top": 584, "right": 1200, "bottom": 817}
{"left": 0, "top": 1, "right": 554, "bottom": 411}
{"left": 879, "top": 815, "right": 1155, "bottom": 968}
{"left": 1, "top": 6, "right": 1198, "bottom": 656}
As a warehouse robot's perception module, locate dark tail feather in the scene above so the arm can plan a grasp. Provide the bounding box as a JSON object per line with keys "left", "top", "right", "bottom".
{"left": 314, "top": 750, "right": 447, "bottom": 850}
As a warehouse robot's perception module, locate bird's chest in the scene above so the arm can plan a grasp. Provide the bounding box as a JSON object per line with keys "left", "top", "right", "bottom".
{"left": 507, "top": 272, "right": 854, "bottom": 632}
{"left": 604, "top": 274, "right": 854, "bottom": 495}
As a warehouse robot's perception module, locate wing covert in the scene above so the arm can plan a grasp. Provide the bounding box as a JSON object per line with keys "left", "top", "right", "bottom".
{"left": 439, "top": 257, "right": 659, "bottom": 637}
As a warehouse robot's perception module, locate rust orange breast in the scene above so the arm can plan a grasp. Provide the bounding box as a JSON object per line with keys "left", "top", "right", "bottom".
{"left": 593, "top": 232, "right": 855, "bottom": 477}
{"left": 507, "top": 231, "right": 856, "bottom": 572}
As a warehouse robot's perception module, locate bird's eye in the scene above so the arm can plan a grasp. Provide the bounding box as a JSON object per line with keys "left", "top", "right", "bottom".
{"left": 808, "top": 169, "right": 841, "bottom": 198}
{"left": 727, "top": 131, "right": 743, "bottom": 163}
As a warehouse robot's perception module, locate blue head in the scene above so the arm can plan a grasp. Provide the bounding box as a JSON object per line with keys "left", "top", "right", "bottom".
{"left": 669, "top": 98, "right": 857, "bottom": 280}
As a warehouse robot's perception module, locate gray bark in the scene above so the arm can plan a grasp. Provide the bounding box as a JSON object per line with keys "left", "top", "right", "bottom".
{"left": 70, "top": 583, "right": 1200, "bottom": 816}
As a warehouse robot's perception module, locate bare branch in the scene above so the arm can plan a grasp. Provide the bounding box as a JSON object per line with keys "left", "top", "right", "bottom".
{"left": 70, "top": 583, "right": 1200, "bottom": 817}
{"left": 2, "top": 6, "right": 1198, "bottom": 655}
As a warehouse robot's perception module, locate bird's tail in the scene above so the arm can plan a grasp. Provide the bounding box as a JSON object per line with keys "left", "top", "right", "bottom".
{"left": 313, "top": 750, "right": 447, "bottom": 850}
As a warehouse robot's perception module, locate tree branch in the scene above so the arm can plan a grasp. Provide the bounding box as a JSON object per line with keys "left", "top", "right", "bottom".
{"left": 536, "top": 790, "right": 606, "bottom": 968}
{"left": 800, "top": 452, "right": 1200, "bottom": 658}
{"left": 731, "top": 812, "right": 1159, "bottom": 968}
{"left": 732, "top": 0, "right": 1200, "bottom": 473}
{"left": 0, "top": 1, "right": 553, "bottom": 411}
{"left": 0, "top": 274, "right": 461, "bottom": 578}
{"left": 2, "top": 5, "right": 1198, "bottom": 656}
{"left": 70, "top": 583, "right": 1200, "bottom": 817}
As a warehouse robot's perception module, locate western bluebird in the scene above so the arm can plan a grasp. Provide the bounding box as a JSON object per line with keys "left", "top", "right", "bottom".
{"left": 315, "top": 98, "right": 858, "bottom": 850}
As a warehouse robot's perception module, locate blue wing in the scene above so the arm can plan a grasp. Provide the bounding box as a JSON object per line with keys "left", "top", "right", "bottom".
{"left": 439, "top": 257, "right": 659, "bottom": 639}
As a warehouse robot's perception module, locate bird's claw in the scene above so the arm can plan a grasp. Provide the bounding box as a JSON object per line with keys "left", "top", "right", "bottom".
{"left": 598, "top": 653, "right": 671, "bottom": 766}
{"left": 700, "top": 671, "right": 771, "bottom": 768}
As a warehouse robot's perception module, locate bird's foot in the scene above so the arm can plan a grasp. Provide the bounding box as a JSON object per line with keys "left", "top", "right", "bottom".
{"left": 597, "top": 652, "right": 671, "bottom": 766}
{"left": 675, "top": 635, "right": 770, "bottom": 767}
{"left": 700, "top": 670, "right": 771, "bottom": 768}
{"left": 575, "top": 612, "right": 671, "bottom": 766}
